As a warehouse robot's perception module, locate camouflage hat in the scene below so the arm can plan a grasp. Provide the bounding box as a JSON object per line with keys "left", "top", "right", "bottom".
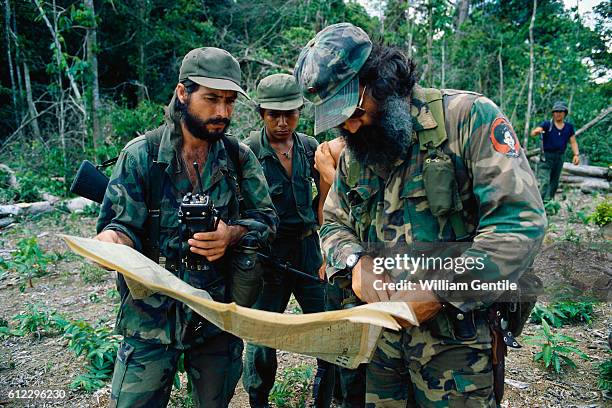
{"left": 294, "top": 23, "right": 372, "bottom": 134}
{"left": 552, "top": 101, "right": 568, "bottom": 113}
{"left": 179, "top": 47, "right": 249, "bottom": 99}
{"left": 256, "top": 74, "right": 304, "bottom": 110}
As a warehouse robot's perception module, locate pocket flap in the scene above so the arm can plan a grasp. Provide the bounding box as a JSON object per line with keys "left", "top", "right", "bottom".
{"left": 452, "top": 371, "right": 493, "bottom": 394}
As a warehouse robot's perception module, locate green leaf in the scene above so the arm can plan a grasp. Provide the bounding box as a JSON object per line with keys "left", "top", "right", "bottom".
{"left": 543, "top": 344, "right": 553, "bottom": 367}
{"left": 553, "top": 354, "right": 561, "bottom": 373}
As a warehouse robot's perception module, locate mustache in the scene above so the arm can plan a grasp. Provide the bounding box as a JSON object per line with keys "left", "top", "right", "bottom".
{"left": 203, "top": 117, "right": 230, "bottom": 127}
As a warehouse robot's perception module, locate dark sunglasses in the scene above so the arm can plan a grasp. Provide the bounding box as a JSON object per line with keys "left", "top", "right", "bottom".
{"left": 349, "top": 85, "right": 367, "bottom": 120}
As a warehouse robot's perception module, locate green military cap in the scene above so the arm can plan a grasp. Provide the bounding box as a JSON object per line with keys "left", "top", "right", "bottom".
{"left": 256, "top": 74, "right": 303, "bottom": 110}
{"left": 294, "top": 23, "right": 372, "bottom": 134}
{"left": 552, "top": 101, "right": 568, "bottom": 113}
{"left": 179, "top": 47, "right": 249, "bottom": 99}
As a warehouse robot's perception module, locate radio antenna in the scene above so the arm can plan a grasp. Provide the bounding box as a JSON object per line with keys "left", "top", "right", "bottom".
{"left": 193, "top": 162, "right": 204, "bottom": 194}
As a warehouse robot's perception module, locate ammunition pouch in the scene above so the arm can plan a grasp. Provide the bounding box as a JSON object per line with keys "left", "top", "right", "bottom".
{"left": 230, "top": 248, "right": 263, "bottom": 307}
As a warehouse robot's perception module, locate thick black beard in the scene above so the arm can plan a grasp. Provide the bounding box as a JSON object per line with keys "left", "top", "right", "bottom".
{"left": 178, "top": 99, "right": 230, "bottom": 143}
{"left": 339, "top": 97, "right": 413, "bottom": 168}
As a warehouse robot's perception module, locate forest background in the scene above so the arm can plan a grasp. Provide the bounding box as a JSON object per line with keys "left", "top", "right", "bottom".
{"left": 0, "top": 0, "right": 610, "bottom": 202}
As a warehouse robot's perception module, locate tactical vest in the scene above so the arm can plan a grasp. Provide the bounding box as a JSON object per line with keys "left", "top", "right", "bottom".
{"left": 345, "top": 87, "right": 540, "bottom": 337}
{"left": 346, "top": 87, "right": 469, "bottom": 241}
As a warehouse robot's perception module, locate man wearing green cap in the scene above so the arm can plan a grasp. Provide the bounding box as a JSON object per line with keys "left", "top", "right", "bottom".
{"left": 242, "top": 73, "right": 333, "bottom": 408}
{"left": 295, "top": 23, "right": 546, "bottom": 407}
{"left": 531, "top": 101, "right": 579, "bottom": 201}
{"left": 95, "top": 47, "right": 278, "bottom": 408}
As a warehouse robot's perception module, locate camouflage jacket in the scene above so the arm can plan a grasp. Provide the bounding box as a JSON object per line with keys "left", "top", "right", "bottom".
{"left": 97, "top": 103, "right": 277, "bottom": 346}
{"left": 245, "top": 128, "right": 319, "bottom": 234}
{"left": 320, "top": 88, "right": 546, "bottom": 312}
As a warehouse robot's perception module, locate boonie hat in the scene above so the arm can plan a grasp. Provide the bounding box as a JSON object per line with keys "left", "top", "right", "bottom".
{"left": 294, "top": 23, "right": 372, "bottom": 134}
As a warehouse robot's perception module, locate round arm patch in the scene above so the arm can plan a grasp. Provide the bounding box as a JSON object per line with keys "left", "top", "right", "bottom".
{"left": 490, "top": 117, "right": 520, "bottom": 158}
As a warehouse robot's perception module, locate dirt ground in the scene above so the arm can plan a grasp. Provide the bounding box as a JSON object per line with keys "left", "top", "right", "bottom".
{"left": 0, "top": 189, "right": 610, "bottom": 408}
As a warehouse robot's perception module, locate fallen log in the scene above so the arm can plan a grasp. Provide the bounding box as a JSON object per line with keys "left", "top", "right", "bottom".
{"left": 0, "top": 201, "right": 54, "bottom": 217}
{"left": 562, "top": 163, "right": 610, "bottom": 179}
{"left": 560, "top": 175, "right": 610, "bottom": 193}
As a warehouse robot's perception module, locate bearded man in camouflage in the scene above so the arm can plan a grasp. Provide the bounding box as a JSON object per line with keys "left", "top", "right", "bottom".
{"left": 95, "top": 47, "right": 277, "bottom": 408}
{"left": 295, "top": 23, "right": 546, "bottom": 407}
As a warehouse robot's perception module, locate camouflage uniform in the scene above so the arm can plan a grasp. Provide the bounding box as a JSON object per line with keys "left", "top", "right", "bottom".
{"left": 242, "top": 73, "right": 333, "bottom": 407}
{"left": 97, "top": 48, "right": 277, "bottom": 408}
{"left": 295, "top": 24, "right": 546, "bottom": 407}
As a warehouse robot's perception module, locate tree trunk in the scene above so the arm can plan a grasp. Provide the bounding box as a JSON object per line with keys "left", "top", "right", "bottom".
{"left": 12, "top": 6, "right": 24, "bottom": 115}
{"left": 405, "top": 0, "right": 413, "bottom": 59}
{"left": 441, "top": 36, "right": 445, "bottom": 88}
{"left": 23, "top": 62, "right": 41, "bottom": 139}
{"left": 136, "top": 0, "right": 148, "bottom": 102}
{"left": 33, "top": 0, "right": 85, "bottom": 109}
{"left": 498, "top": 42, "right": 504, "bottom": 111}
{"left": 424, "top": 0, "right": 433, "bottom": 85}
{"left": 523, "top": 0, "right": 537, "bottom": 149}
{"left": 84, "top": 0, "right": 102, "bottom": 150}
{"left": 4, "top": 0, "right": 18, "bottom": 127}
{"left": 455, "top": 0, "right": 470, "bottom": 31}
{"left": 574, "top": 106, "right": 612, "bottom": 137}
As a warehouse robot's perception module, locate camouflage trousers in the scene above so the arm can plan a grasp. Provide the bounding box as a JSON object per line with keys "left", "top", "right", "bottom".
{"left": 109, "top": 332, "right": 243, "bottom": 408}
{"left": 366, "top": 312, "right": 496, "bottom": 408}
{"left": 536, "top": 151, "right": 564, "bottom": 201}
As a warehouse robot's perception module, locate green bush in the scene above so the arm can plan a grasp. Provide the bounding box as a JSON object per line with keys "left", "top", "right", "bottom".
{"left": 525, "top": 320, "right": 590, "bottom": 373}
{"left": 530, "top": 301, "right": 596, "bottom": 327}
{"left": 544, "top": 200, "right": 561, "bottom": 216}
{"left": 105, "top": 100, "right": 165, "bottom": 150}
{"left": 0, "top": 237, "right": 58, "bottom": 291}
{"left": 270, "top": 364, "right": 314, "bottom": 407}
{"left": 588, "top": 199, "right": 612, "bottom": 227}
{"left": 598, "top": 359, "right": 612, "bottom": 392}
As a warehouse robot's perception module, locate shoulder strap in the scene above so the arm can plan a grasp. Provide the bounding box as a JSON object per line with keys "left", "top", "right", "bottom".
{"left": 297, "top": 133, "right": 320, "bottom": 190}
{"left": 415, "top": 88, "right": 448, "bottom": 151}
{"left": 143, "top": 130, "right": 166, "bottom": 263}
{"left": 221, "top": 134, "right": 242, "bottom": 181}
{"left": 245, "top": 130, "right": 262, "bottom": 158}
{"left": 417, "top": 88, "right": 469, "bottom": 241}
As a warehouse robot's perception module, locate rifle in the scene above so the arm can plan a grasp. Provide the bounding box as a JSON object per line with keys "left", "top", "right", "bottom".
{"left": 70, "top": 159, "right": 115, "bottom": 204}
{"left": 257, "top": 252, "right": 324, "bottom": 283}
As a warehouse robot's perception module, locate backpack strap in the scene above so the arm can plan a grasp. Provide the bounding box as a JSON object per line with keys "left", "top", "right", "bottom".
{"left": 416, "top": 88, "right": 469, "bottom": 241}
{"left": 296, "top": 133, "right": 320, "bottom": 193}
{"left": 245, "top": 130, "right": 262, "bottom": 158}
{"left": 143, "top": 130, "right": 167, "bottom": 263}
{"left": 222, "top": 134, "right": 242, "bottom": 181}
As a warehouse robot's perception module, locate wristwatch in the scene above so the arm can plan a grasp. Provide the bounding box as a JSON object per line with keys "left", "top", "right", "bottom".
{"left": 346, "top": 253, "right": 362, "bottom": 271}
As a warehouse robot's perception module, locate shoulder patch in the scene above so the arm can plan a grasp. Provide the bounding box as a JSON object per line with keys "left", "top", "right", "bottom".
{"left": 490, "top": 117, "right": 520, "bottom": 158}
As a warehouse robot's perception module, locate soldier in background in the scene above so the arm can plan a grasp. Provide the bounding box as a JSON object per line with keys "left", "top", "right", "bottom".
{"left": 96, "top": 47, "right": 277, "bottom": 408}
{"left": 295, "top": 23, "right": 546, "bottom": 407}
{"left": 242, "top": 73, "right": 333, "bottom": 408}
{"left": 531, "top": 101, "right": 579, "bottom": 201}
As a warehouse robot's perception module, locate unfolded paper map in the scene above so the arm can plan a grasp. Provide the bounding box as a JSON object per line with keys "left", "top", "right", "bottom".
{"left": 60, "top": 234, "right": 417, "bottom": 368}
